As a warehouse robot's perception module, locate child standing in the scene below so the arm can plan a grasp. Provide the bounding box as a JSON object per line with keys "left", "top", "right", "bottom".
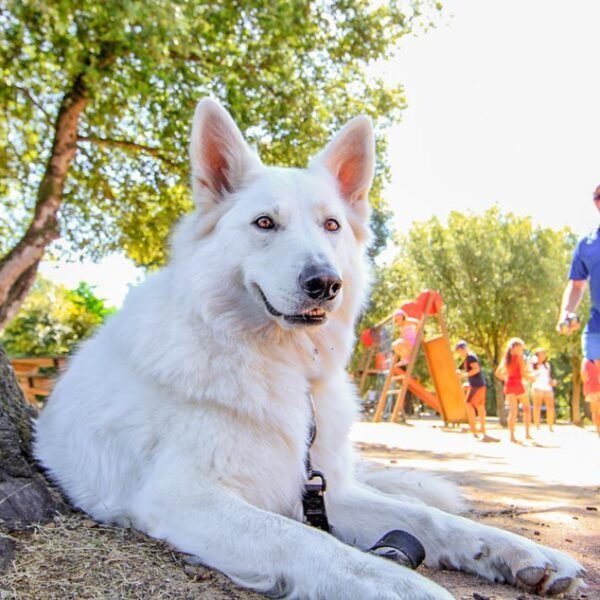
{"left": 581, "top": 358, "right": 600, "bottom": 436}
{"left": 530, "top": 348, "right": 556, "bottom": 431}
{"left": 495, "top": 338, "right": 532, "bottom": 443}
{"left": 455, "top": 340, "right": 489, "bottom": 440}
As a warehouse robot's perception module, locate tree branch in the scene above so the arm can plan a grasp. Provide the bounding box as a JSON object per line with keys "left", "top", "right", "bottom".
{"left": 12, "top": 86, "right": 53, "bottom": 126}
{"left": 77, "top": 135, "right": 179, "bottom": 168}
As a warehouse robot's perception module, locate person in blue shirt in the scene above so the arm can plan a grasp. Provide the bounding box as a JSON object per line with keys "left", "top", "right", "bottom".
{"left": 558, "top": 184, "right": 600, "bottom": 361}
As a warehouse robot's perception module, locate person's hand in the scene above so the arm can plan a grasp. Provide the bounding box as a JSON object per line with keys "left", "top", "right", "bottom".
{"left": 557, "top": 313, "right": 580, "bottom": 335}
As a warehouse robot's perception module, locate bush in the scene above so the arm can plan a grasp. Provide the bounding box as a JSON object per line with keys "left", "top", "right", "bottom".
{"left": 1, "top": 277, "right": 115, "bottom": 357}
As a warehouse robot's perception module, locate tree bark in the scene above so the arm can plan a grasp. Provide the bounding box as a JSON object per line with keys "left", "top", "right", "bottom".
{"left": 0, "top": 344, "right": 70, "bottom": 529}
{"left": 0, "top": 74, "right": 90, "bottom": 331}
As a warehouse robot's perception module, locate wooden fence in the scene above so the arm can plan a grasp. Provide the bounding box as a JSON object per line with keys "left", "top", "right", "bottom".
{"left": 9, "top": 357, "right": 66, "bottom": 407}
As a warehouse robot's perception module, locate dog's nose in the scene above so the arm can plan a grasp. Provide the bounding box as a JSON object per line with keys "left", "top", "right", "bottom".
{"left": 300, "top": 265, "right": 342, "bottom": 301}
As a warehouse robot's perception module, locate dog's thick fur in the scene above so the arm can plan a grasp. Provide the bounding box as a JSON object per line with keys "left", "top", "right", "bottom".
{"left": 35, "top": 100, "right": 583, "bottom": 598}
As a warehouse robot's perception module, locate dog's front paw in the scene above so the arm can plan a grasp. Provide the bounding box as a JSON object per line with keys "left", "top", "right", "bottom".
{"left": 321, "top": 549, "right": 454, "bottom": 600}
{"left": 532, "top": 544, "right": 585, "bottom": 596}
{"left": 432, "top": 519, "right": 584, "bottom": 596}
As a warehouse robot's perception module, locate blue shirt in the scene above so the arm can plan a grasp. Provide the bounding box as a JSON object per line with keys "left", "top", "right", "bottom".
{"left": 569, "top": 228, "right": 600, "bottom": 333}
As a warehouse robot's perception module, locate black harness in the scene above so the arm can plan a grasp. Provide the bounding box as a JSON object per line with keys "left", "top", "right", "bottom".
{"left": 302, "top": 397, "right": 331, "bottom": 532}
{"left": 302, "top": 394, "right": 426, "bottom": 570}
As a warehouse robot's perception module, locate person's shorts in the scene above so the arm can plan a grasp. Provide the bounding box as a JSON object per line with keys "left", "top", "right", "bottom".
{"left": 583, "top": 331, "right": 600, "bottom": 360}
{"left": 466, "top": 386, "right": 486, "bottom": 408}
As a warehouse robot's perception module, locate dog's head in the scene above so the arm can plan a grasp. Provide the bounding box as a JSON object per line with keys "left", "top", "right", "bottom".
{"left": 173, "top": 98, "right": 374, "bottom": 333}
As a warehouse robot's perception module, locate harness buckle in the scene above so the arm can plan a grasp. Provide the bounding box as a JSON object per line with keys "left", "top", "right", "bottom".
{"left": 302, "top": 470, "right": 330, "bottom": 532}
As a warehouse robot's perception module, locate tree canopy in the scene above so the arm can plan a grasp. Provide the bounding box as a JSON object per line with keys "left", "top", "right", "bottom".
{"left": 357, "top": 207, "right": 583, "bottom": 419}
{"left": 364, "top": 207, "right": 578, "bottom": 362}
{"left": 0, "top": 0, "right": 441, "bottom": 329}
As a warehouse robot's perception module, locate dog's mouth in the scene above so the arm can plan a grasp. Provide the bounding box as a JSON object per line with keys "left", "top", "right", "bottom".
{"left": 256, "top": 287, "right": 328, "bottom": 326}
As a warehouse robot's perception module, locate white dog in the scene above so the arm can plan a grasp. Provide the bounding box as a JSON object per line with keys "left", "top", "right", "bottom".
{"left": 35, "top": 99, "right": 583, "bottom": 599}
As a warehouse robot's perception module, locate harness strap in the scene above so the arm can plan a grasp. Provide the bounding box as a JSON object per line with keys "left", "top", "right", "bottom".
{"left": 302, "top": 394, "right": 426, "bottom": 567}
{"left": 303, "top": 394, "right": 330, "bottom": 532}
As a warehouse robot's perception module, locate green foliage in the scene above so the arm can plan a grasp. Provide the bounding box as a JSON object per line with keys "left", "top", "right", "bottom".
{"left": 395, "top": 207, "right": 577, "bottom": 365}
{"left": 0, "top": 276, "right": 115, "bottom": 356}
{"left": 0, "top": 0, "right": 441, "bottom": 265}
{"left": 358, "top": 260, "right": 420, "bottom": 331}
{"left": 357, "top": 207, "right": 581, "bottom": 414}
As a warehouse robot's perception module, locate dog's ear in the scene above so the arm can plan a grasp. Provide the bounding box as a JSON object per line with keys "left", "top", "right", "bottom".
{"left": 311, "top": 116, "right": 375, "bottom": 222}
{"left": 190, "top": 99, "right": 262, "bottom": 207}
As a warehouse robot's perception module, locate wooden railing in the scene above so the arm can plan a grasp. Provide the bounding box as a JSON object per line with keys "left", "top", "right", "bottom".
{"left": 9, "top": 357, "right": 67, "bottom": 407}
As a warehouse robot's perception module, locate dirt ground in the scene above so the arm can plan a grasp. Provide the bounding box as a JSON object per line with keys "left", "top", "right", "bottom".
{"left": 351, "top": 417, "right": 600, "bottom": 599}
{"left": 1, "top": 418, "right": 598, "bottom": 599}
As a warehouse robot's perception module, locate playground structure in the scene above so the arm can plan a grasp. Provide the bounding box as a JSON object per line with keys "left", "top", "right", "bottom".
{"left": 356, "top": 290, "right": 468, "bottom": 425}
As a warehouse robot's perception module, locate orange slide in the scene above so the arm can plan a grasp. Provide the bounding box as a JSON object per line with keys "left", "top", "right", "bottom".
{"left": 405, "top": 377, "right": 442, "bottom": 415}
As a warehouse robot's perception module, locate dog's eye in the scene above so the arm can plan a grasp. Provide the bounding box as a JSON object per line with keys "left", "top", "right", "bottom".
{"left": 324, "top": 218, "right": 340, "bottom": 232}
{"left": 254, "top": 216, "right": 275, "bottom": 230}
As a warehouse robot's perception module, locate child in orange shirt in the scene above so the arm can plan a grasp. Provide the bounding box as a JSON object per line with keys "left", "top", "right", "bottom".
{"left": 581, "top": 358, "right": 600, "bottom": 436}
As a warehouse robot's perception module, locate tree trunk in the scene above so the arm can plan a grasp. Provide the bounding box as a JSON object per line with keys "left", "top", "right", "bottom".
{"left": 486, "top": 350, "right": 507, "bottom": 427}
{"left": 0, "top": 74, "right": 90, "bottom": 331}
{"left": 0, "top": 344, "right": 70, "bottom": 529}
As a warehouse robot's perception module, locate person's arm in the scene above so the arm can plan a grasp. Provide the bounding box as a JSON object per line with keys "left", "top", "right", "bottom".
{"left": 557, "top": 238, "right": 587, "bottom": 332}
{"left": 558, "top": 279, "right": 587, "bottom": 320}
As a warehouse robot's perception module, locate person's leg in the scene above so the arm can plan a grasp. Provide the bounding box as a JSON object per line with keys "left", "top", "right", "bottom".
{"left": 545, "top": 391, "right": 556, "bottom": 431}
{"left": 532, "top": 391, "right": 542, "bottom": 429}
{"left": 507, "top": 394, "right": 518, "bottom": 442}
{"left": 477, "top": 405, "right": 486, "bottom": 435}
{"left": 465, "top": 387, "right": 478, "bottom": 437}
{"left": 465, "top": 403, "right": 478, "bottom": 437}
{"left": 591, "top": 398, "right": 600, "bottom": 435}
{"left": 521, "top": 393, "right": 532, "bottom": 439}
{"left": 473, "top": 387, "right": 486, "bottom": 435}
{"left": 400, "top": 341, "right": 413, "bottom": 365}
{"left": 466, "top": 405, "right": 478, "bottom": 436}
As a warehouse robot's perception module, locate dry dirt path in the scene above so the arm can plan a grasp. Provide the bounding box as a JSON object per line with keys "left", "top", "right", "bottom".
{"left": 351, "top": 418, "right": 600, "bottom": 599}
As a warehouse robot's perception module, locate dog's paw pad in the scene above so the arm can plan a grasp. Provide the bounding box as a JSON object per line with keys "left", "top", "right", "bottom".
{"left": 546, "top": 576, "right": 574, "bottom": 596}
{"left": 516, "top": 565, "right": 547, "bottom": 587}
